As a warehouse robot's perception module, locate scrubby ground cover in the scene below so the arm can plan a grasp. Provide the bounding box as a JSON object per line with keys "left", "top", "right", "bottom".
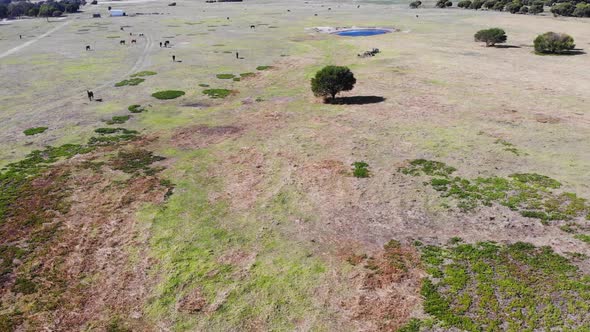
{"left": 1, "top": 0, "right": 590, "bottom": 330}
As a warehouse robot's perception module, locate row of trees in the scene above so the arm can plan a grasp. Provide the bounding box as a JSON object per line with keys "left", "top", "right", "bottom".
{"left": 474, "top": 28, "right": 576, "bottom": 54}
{"left": 0, "top": 0, "right": 85, "bottom": 19}
{"left": 426, "top": 0, "right": 590, "bottom": 17}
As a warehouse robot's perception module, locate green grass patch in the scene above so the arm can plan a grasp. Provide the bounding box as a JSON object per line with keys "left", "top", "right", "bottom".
{"left": 152, "top": 90, "right": 186, "bottom": 100}
{"left": 128, "top": 104, "right": 146, "bottom": 113}
{"left": 130, "top": 71, "right": 157, "bottom": 77}
{"left": 574, "top": 234, "right": 590, "bottom": 244}
{"left": 114, "top": 78, "right": 145, "bottom": 87}
{"left": 239, "top": 72, "right": 256, "bottom": 78}
{"left": 400, "top": 159, "right": 590, "bottom": 220}
{"left": 23, "top": 127, "right": 48, "bottom": 136}
{"left": 352, "top": 161, "right": 370, "bottom": 178}
{"left": 216, "top": 74, "right": 235, "bottom": 79}
{"left": 105, "top": 115, "right": 130, "bottom": 125}
{"left": 198, "top": 83, "right": 210, "bottom": 87}
{"left": 256, "top": 66, "right": 273, "bottom": 71}
{"left": 415, "top": 241, "right": 590, "bottom": 331}
{"left": 232, "top": 77, "right": 240, "bottom": 82}
{"left": 111, "top": 149, "right": 165, "bottom": 174}
{"left": 202, "top": 89, "right": 232, "bottom": 99}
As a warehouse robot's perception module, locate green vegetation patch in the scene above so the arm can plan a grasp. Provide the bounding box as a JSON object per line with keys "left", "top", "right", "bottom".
{"left": 216, "top": 74, "right": 235, "bottom": 79}
{"left": 105, "top": 115, "right": 130, "bottom": 125}
{"left": 352, "top": 161, "right": 370, "bottom": 178}
{"left": 89, "top": 128, "right": 138, "bottom": 146}
{"left": 414, "top": 241, "right": 590, "bottom": 331}
{"left": 199, "top": 83, "right": 210, "bottom": 87}
{"left": 240, "top": 72, "right": 256, "bottom": 78}
{"left": 128, "top": 104, "right": 146, "bottom": 113}
{"left": 23, "top": 127, "right": 48, "bottom": 136}
{"left": 114, "top": 78, "right": 145, "bottom": 87}
{"left": 399, "top": 160, "right": 590, "bottom": 220}
{"left": 130, "top": 71, "right": 157, "bottom": 77}
{"left": 202, "top": 89, "right": 232, "bottom": 99}
{"left": 256, "top": 65, "right": 273, "bottom": 71}
{"left": 495, "top": 139, "right": 520, "bottom": 155}
{"left": 232, "top": 77, "right": 241, "bottom": 82}
{"left": 574, "top": 234, "right": 590, "bottom": 244}
{"left": 152, "top": 90, "right": 186, "bottom": 100}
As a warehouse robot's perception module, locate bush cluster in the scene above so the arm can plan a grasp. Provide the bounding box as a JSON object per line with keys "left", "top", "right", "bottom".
{"left": 448, "top": 0, "right": 590, "bottom": 16}
{"left": 534, "top": 32, "right": 576, "bottom": 54}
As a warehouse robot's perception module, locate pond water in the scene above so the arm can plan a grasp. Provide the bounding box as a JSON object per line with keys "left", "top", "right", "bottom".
{"left": 334, "top": 29, "right": 391, "bottom": 37}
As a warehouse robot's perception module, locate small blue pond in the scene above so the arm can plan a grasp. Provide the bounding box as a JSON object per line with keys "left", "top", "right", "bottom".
{"left": 334, "top": 29, "right": 391, "bottom": 37}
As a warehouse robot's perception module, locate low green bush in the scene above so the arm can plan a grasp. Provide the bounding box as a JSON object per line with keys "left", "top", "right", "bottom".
{"left": 256, "top": 65, "right": 273, "bottom": 71}
{"left": 352, "top": 161, "right": 370, "bottom": 178}
{"left": 128, "top": 105, "right": 146, "bottom": 113}
{"left": 534, "top": 32, "right": 576, "bottom": 54}
{"left": 216, "top": 74, "right": 235, "bottom": 79}
{"left": 114, "top": 78, "right": 145, "bottom": 87}
{"left": 130, "top": 71, "right": 157, "bottom": 77}
{"left": 202, "top": 89, "right": 232, "bottom": 99}
{"left": 105, "top": 115, "right": 130, "bottom": 125}
{"left": 152, "top": 90, "right": 186, "bottom": 99}
{"left": 23, "top": 127, "right": 48, "bottom": 136}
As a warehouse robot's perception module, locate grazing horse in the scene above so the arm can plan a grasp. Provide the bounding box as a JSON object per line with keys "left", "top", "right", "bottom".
{"left": 86, "top": 90, "right": 94, "bottom": 101}
{"left": 120, "top": 40, "right": 126, "bottom": 45}
{"left": 250, "top": 25, "right": 255, "bottom": 29}
{"left": 139, "top": 33, "right": 144, "bottom": 37}
{"left": 85, "top": 45, "right": 91, "bottom": 51}
{"left": 131, "top": 39, "right": 137, "bottom": 44}
{"left": 164, "top": 40, "right": 170, "bottom": 47}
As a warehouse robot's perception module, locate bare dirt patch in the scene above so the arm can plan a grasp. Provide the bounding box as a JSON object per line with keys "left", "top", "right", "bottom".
{"left": 171, "top": 125, "right": 242, "bottom": 149}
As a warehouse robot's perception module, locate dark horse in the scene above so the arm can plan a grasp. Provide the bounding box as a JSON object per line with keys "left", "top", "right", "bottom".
{"left": 85, "top": 45, "right": 91, "bottom": 51}
{"left": 86, "top": 90, "right": 94, "bottom": 101}
{"left": 131, "top": 39, "right": 137, "bottom": 44}
{"left": 250, "top": 25, "right": 255, "bottom": 29}
{"left": 120, "top": 40, "right": 126, "bottom": 45}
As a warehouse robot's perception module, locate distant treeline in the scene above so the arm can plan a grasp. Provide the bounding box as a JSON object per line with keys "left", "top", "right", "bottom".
{"left": 0, "top": 0, "right": 86, "bottom": 19}
{"left": 428, "top": 0, "right": 590, "bottom": 17}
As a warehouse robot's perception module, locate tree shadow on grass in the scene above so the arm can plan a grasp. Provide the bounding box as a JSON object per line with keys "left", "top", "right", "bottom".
{"left": 494, "top": 45, "right": 521, "bottom": 49}
{"left": 327, "top": 96, "right": 386, "bottom": 105}
{"left": 535, "top": 49, "right": 586, "bottom": 56}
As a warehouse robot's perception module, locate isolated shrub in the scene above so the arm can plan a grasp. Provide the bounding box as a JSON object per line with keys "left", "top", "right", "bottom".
{"left": 130, "top": 71, "right": 157, "bottom": 77}
{"left": 458, "top": 0, "right": 472, "bottom": 7}
{"left": 114, "top": 78, "right": 144, "bottom": 87}
{"left": 436, "top": 0, "right": 448, "bottom": 7}
{"left": 202, "top": 89, "right": 232, "bottom": 99}
{"left": 446, "top": 0, "right": 453, "bottom": 6}
{"left": 474, "top": 28, "right": 507, "bottom": 47}
{"left": 409, "top": 0, "right": 422, "bottom": 8}
{"left": 352, "top": 162, "right": 370, "bottom": 178}
{"left": 534, "top": 32, "right": 575, "bottom": 54}
{"left": 311, "top": 66, "right": 356, "bottom": 101}
{"left": 23, "top": 127, "right": 48, "bottom": 136}
{"left": 550, "top": 2, "right": 575, "bottom": 16}
{"left": 216, "top": 74, "right": 235, "bottom": 79}
{"left": 470, "top": 0, "right": 485, "bottom": 9}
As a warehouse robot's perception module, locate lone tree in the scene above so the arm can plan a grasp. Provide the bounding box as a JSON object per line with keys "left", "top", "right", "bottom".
{"left": 534, "top": 32, "right": 575, "bottom": 54}
{"left": 311, "top": 66, "right": 356, "bottom": 102}
{"left": 474, "top": 28, "right": 507, "bottom": 47}
{"left": 409, "top": 1, "right": 422, "bottom": 8}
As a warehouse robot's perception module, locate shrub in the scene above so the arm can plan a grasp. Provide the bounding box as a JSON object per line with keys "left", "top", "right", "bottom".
{"left": 240, "top": 72, "right": 256, "bottom": 78}
{"left": 52, "top": 10, "right": 62, "bottom": 17}
{"left": 483, "top": 0, "right": 497, "bottom": 8}
{"left": 534, "top": 32, "right": 575, "bottom": 54}
{"left": 256, "top": 66, "right": 273, "bottom": 70}
{"left": 151, "top": 90, "right": 185, "bottom": 99}
{"left": 409, "top": 0, "right": 422, "bottom": 8}
{"left": 114, "top": 78, "right": 145, "bottom": 87}
{"left": 23, "top": 127, "right": 48, "bottom": 136}
{"left": 130, "top": 71, "right": 157, "bottom": 77}
{"left": 506, "top": 1, "right": 523, "bottom": 13}
{"left": 470, "top": 0, "right": 485, "bottom": 8}
{"left": 493, "top": 1, "right": 505, "bottom": 10}
{"left": 128, "top": 105, "right": 146, "bottom": 113}
{"left": 311, "top": 66, "right": 356, "bottom": 101}
{"left": 519, "top": 5, "right": 530, "bottom": 13}
{"left": 529, "top": 1, "right": 544, "bottom": 13}
{"left": 573, "top": 3, "right": 590, "bottom": 17}
{"left": 105, "top": 115, "right": 130, "bottom": 125}
{"left": 216, "top": 74, "right": 235, "bottom": 79}
{"left": 458, "top": 0, "right": 472, "bottom": 7}
{"left": 550, "top": 2, "right": 575, "bottom": 16}
{"left": 202, "top": 89, "right": 232, "bottom": 99}
{"left": 436, "top": 0, "right": 452, "bottom": 7}
{"left": 474, "top": 28, "right": 507, "bottom": 47}
{"left": 352, "top": 162, "right": 370, "bottom": 178}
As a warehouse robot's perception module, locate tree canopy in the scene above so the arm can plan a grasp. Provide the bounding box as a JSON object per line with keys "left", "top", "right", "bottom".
{"left": 474, "top": 28, "right": 507, "bottom": 47}
{"left": 311, "top": 66, "right": 356, "bottom": 101}
{"left": 534, "top": 32, "right": 576, "bottom": 54}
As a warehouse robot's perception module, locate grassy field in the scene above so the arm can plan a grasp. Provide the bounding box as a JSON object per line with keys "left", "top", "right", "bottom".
{"left": 1, "top": 0, "right": 590, "bottom": 330}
